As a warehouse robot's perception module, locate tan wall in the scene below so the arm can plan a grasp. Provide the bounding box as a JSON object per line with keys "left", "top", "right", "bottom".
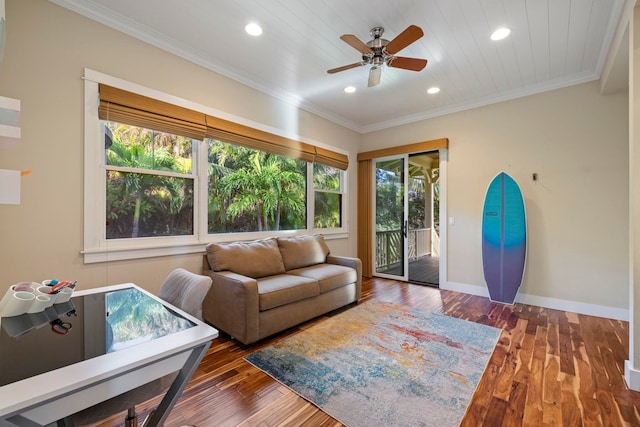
{"left": 0, "top": 0, "right": 360, "bottom": 295}
{"left": 362, "top": 81, "right": 629, "bottom": 310}
{"left": 0, "top": 0, "right": 629, "bottom": 312}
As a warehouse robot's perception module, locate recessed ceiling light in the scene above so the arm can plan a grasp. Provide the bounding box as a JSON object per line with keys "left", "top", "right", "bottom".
{"left": 427, "top": 87, "right": 440, "bottom": 94}
{"left": 245, "top": 22, "right": 263, "bottom": 36}
{"left": 344, "top": 86, "right": 356, "bottom": 93}
{"left": 490, "top": 27, "right": 511, "bottom": 41}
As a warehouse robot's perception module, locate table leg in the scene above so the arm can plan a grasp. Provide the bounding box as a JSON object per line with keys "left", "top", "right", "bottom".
{"left": 56, "top": 417, "right": 74, "bottom": 427}
{"left": 141, "top": 342, "right": 211, "bottom": 427}
{"left": 125, "top": 407, "right": 138, "bottom": 427}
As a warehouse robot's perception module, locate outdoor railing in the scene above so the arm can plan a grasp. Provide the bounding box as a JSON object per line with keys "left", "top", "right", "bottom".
{"left": 409, "top": 228, "right": 431, "bottom": 260}
{"left": 375, "top": 228, "right": 433, "bottom": 270}
{"left": 376, "top": 230, "right": 402, "bottom": 270}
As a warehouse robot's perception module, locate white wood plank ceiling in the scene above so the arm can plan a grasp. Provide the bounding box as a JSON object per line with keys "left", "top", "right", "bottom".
{"left": 50, "top": 0, "right": 630, "bottom": 133}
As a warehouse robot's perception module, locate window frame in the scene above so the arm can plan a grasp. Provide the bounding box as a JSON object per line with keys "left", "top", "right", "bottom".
{"left": 83, "top": 69, "right": 348, "bottom": 263}
{"left": 311, "top": 163, "right": 345, "bottom": 230}
{"left": 103, "top": 122, "right": 200, "bottom": 240}
{"left": 204, "top": 137, "right": 309, "bottom": 234}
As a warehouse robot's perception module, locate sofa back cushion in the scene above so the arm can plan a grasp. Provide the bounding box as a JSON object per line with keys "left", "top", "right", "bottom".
{"left": 206, "top": 238, "right": 286, "bottom": 278}
{"left": 277, "top": 235, "right": 330, "bottom": 271}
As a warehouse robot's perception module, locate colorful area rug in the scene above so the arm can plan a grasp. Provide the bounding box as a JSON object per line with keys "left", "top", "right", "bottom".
{"left": 245, "top": 300, "right": 501, "bottom": 427}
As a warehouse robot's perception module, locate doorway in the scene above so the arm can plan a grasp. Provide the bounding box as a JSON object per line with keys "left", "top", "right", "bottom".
{"left": 373, "top": 155, "right": 408, "bottom": 281}
{"left": 373, "top": 151, "right": 440, "bottom": 286}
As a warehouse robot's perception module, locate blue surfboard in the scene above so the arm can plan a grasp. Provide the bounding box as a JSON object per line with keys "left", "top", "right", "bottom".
{"left": 482, "top": 172, "right": 526, "bottom": 304}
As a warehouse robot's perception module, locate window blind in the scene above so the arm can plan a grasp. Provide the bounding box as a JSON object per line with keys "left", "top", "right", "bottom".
{"left": 98, "top": 84, "right": 207, "bottom": 140}
{"left": 205, "top": 115, "right": 316, "bottom": 163}
{"left": 314, "top": 146, "right": 349, "bottom": 170}
{"left": 98, "top": 84, "right": 349, "bottom": 170}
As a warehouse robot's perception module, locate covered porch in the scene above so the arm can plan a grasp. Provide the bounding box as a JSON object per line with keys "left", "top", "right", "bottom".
{"left": 375, "top": 228, "right": 440, "bottom": 285}
{"left": 374, "top": 151, "right": 440, "bottom": 285}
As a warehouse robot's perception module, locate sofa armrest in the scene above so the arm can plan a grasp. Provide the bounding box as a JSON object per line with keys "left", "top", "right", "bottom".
{"left": 326, "top": 255, "right": 362, "bottom": 301}
{"left": 202, "top": 268, "right": 260, "bottom": 345}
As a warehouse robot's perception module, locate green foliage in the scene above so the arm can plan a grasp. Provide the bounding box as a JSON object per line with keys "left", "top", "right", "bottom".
{"left": 312, "top": 163, "right": 342, "bottom": 228}
{"left": 207, "top": 140, "right": 306, "bottom": 233}
{"left": 105, "top": 122, "right": 194, "bottom": 239}
{"left": 313, "top": 163, "right": 341, "bottom": 191}
{"left": 375, "top": 165, "right": 403, "bottom": 232}
{"left": 433, "top": 180, "right": 440, "bottom": 233}
{"left": 314, "top": 191, "right": 341, "bottom": 228}
{"left": 409, "top": 177, "right": 426, "bottom": 229}
{"left": 376, "top": 161, "right": 440, "bottom": 234}
{"left": 105, "top": 122, "right": 340, "bottom": 237}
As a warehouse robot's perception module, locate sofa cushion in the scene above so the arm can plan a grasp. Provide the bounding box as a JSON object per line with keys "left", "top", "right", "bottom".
{"left": 206, "top": 238, "right": 286, "bottom": 278}
{"left": 257, "top": 274, "right": 319, "bottom": 311}
{"left": 277, "top": 235, "right": 330, "bottom": 271}
{"left": 287, "top": 264, "right": 357, "bottom": 294}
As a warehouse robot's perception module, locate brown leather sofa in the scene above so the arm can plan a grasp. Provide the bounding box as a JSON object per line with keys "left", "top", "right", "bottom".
{"left": 201, "top": 235, "right": 362, "bottom": 344}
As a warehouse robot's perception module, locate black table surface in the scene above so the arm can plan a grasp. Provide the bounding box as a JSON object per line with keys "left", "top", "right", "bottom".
{"left": 0, "top": 287, "right": 195, "bottom": 387}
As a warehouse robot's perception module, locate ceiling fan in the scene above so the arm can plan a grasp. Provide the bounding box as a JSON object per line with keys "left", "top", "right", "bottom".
{"left": 327, "top": 25, "right": 428, "bottom": 88}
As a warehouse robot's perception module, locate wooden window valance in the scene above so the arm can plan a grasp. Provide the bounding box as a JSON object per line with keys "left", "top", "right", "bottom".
{"left": 357, "top": 138, "right": 448, "bottom": 161}
{"left": 98, "top": 84, "right": 349, "bottom": 170}
{"left": 314, "top": 146, "right": 349, "bottom": 170}
{"left": 98, "top": 84, "right": 207, "bottom": 140}
{"left": 205, "top": 115, "right": 316, "bottom": 163}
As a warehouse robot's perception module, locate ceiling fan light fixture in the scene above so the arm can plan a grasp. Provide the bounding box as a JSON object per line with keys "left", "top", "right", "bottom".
{"left": 490, "top": 27, "right": 511, "bottom": 41}
{"left": 245, "top": 22, "right": 263, "bottom": 36}
{"left": 328, "top": 25, "right": 427, "bottom": 88}
{"left": 344, "top": 86, "right": 356, "bottom": 93}
{"left": 368, "top": 66, "right": 382, "bottom": 87}
{"left": 427, "top": 87, "right": 440, "bottom": 94}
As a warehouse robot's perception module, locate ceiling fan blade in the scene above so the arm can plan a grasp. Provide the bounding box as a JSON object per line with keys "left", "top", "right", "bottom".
{"left": 368, "top": 66, "right": 382, "bottom": 87}
{"left": 388, "top": 56, "right": 428, "bottom": 71}
{"left": 385, "top": 25, "right": 424, "bottom": 55}
{"left": 340, "top": 34, "right": 373, "bottom": 55}
{"left": 327, "top": 62, "right": 365, "bottom": 74}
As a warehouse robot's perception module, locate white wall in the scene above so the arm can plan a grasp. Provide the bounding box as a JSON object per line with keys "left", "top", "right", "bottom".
{"left": 0, "top": 0, "right": 360, "bottom": 294}
{"left": 362, "top": 81, "right": 629, "bottom": 316}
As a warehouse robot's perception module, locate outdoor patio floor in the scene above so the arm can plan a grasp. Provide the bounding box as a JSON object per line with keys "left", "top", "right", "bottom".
{"left": 377, "top": 255, "right": 440, "bottom": 286}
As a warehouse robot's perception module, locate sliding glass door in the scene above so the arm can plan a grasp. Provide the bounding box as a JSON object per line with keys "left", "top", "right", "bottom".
{"left": 373, "top": 155, "right": 408, "bottom": 281}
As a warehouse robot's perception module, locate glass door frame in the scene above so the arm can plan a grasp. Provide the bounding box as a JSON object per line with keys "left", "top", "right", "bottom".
{"left": 372, "top": 154, "right": 409, "bottom": 281}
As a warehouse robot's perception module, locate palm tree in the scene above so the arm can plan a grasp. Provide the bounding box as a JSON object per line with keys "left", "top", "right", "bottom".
{"left": 218, "top": 149, "right": 305, "bottom": 231}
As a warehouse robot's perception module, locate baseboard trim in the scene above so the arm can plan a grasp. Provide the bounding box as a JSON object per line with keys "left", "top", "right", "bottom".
{"left": 440, "top": 281, "right": 490, "bottom": 298}
{"left": 441, "top": 281, "right": 629, "bottom": 321}
{"left": 625, "top": 360, "right": 640, "bottom": 391}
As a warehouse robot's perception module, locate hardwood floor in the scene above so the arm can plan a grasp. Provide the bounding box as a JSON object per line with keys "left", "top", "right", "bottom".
{"left": 86, "top": 277, "right": 640, "bottom": 426}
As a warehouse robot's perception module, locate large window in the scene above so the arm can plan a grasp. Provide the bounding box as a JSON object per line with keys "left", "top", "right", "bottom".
{"left": 207, "top": 139, "right": 307, "bottom": 233}
{"left": 83, "top": 71, "right": 348, "bottom": 262}
{"left": 105, "top": 121, "right": 195, "bottom": 239}
{"left": 313, "top": 163, "right": 343, "bottom": 228}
